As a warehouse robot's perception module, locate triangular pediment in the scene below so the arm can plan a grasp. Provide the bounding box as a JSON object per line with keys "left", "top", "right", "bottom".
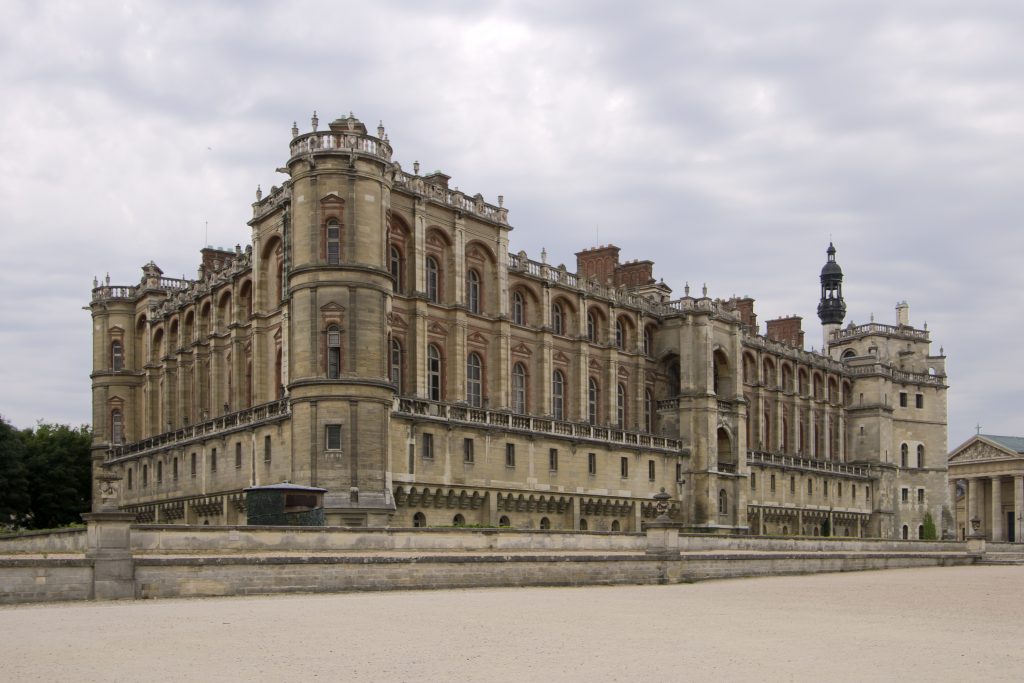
{"left": 320, "top": 302, "right": 346, "bottom": 313}
{"left": 320, "top": 193, "right": 345, "bottom": 205}
{"left": 617, "top": 366, "right": 629, "bottom": 378}
{"left": 467, "top": 331, "right": 488, "bottom": 346}
{"left": 511, "top": 343, "right": 532, "bottom": 357}
{"left": 391, "top": 313, "right": 408, "bottom": 330}
{"left": 428, "top": 321, "right": 448, "bottom": 336}
{"left": 553, "top": 351, "right": 570, "bottom": 364}
{"left": 949, "top": 437, "right": 1021, "bottom": 464}
{"left": 589, "top": 359, "right": 602, "bottom": 371}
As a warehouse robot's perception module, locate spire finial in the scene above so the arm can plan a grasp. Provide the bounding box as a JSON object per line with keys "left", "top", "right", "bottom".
{"left": 311, "top": 111, "right": 319, "bottom": 131}
{"left": 291, "top": 121, "right": 299, "bottom": 137}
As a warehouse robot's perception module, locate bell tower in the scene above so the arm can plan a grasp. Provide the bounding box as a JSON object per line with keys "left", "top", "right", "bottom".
{"left": 817, "top": 242, "right": 846, "bottom": 349}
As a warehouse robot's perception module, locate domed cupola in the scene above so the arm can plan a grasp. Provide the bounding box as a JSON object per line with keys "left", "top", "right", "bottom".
{"left": 817, "top": 242, "right": 846, "bottom": 326}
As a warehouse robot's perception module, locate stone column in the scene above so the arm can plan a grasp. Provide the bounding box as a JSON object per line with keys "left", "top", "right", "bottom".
{"left": 1015, "top": 475, "right": 1024, "bottom": 544}
{"left": 967, "top": 478, "right": 980, "bottom": 537}
{"left": 991, "top": 477, "right": 1003, "bottom": 542}
{"left": 948, "top": 479, "right": 958, "bottom": 540}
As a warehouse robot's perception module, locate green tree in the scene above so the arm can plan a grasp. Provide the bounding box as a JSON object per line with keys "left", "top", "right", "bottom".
{"left": 0, "top": 416, "right": 31, "bottom": 528}
{"left": 22, "top": 423, "right": 92, "bottom": 529}
{"left": 921, "top": 512, "right": 938, "bottom": 541}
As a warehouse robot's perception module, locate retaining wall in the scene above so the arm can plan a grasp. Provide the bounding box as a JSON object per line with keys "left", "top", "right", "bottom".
{"left": 0, "top": 528, "right": 87, "bottom": 554}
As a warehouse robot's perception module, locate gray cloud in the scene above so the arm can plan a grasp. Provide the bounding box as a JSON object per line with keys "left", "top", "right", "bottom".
{"left": 0, "top": 0, "right": 1021, "bottom": 443}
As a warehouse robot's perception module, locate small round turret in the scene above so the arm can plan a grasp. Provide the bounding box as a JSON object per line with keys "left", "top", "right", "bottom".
{"left": 817, "top": 242, "right": 846, "bottom": 326}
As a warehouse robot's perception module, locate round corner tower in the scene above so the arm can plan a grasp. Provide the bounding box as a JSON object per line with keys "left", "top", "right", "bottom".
{"left": 267, "top": 112, "right": 398, "bottom": 526}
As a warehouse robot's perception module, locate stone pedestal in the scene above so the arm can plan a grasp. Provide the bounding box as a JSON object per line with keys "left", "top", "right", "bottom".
{"left": 81, "top": 512, "right": 137, "bottom": 600}
{"left": 645, "top": 522, "right": 683, "bottom": 556}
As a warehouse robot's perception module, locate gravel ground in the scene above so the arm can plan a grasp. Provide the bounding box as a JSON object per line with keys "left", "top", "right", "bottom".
{"left": 1, "top": 565, "right": 1021, "bottom": 682}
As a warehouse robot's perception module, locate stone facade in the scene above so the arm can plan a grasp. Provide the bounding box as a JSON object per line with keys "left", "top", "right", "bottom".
{"left": 948, "top": 435, "right": 1024, "bottom": 542}
{"left": 88, "top": 112, "right": 950, "bottom": 539}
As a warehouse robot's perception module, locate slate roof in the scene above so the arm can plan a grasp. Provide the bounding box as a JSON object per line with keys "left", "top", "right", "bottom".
{"left": 980, "top": 435, "right": 1024, "bottom": 454}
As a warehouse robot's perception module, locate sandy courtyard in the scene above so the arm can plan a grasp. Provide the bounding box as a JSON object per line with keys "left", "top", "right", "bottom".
{"left": 1, "top": 565, "right": 1021, "bottom": 682}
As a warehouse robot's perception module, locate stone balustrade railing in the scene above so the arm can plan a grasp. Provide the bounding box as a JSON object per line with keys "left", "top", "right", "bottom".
{"left": 746, "top": 449, "right": 870, "bottom": 478}
{"left": 288, "top": 130, "right": 393, "bottom": 161}
{"left": 393, "top": 170, "right": 509, "bottom": 225}
{"left": 831, "top": 322, "right": 929, "bottom": 343}
{"left": 105, "top": 398, "right": 291, "bottom": 462}
{"left": 393, "top": 397, "right": 681, "bottom": 452}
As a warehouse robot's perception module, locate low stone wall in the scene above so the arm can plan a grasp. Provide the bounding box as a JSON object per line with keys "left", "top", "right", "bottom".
{"left": 130, "top": 525, "right": 648, "bottom": 554}
{"left": 133, "top": 551, "right": 973, "bottom": 600}
{"left": 0, "top": 521, "right": 981, "bottom": 605}
{"left": 0, "top": 528, "right": 87, "bottom": 554}
{"left": 0, "top": 558, "right": 93, "bottom": 604}
{"left": 677, "top": 534, "right": 963, "bottom": 554}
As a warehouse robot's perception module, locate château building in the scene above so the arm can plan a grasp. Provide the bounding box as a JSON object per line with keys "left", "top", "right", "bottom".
{"left": 88, "top": 113, "right": 950, "bottom": 538}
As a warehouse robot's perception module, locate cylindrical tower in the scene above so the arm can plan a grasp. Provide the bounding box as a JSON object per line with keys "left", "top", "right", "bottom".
{"left": 271, "top": 113, "right": 397, "bottom": 525}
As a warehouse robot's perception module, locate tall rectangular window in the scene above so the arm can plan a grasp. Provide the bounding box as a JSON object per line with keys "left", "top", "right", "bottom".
{"left": 790, "top": 476, "right": 795, "bottom": 493}
{"left": 648, "top": 460, "right": 656, "bottom": 481}
{"left": 264, "top": 435, "right": 272, "bottom": 463}
{"left": 191, "top": 452, "right": 197, "bottom": 478}
{"left": 675, "top": 463, "right": 682, "bottom": 482}
{"left": 505, "top": 443, "right": 516, "bottom": 468}
{"left": 917, "top": 488, "right": 925, "bottom": 503}
{"left": 235, "top": 442, "right": 242, "bottom": 469}
{"left": 549, "top": 448, "right": 558, "bottom": 472}
{"left": 620, "top": 457, "right": 628, "bottom": 479}
{"left": 422, "top": 433, "right": 434, "bottom": 460}
{"left": 588, "top": 453, "right": 597, "bottom": 476}
{"left": 770, "top": 474, "right": 776, "bottom": 492}
{"left": 210, "top": 447, "right": 217, "bottom": 473}
{"left": 916, "top": 394, "right": 924, "bottom": 409}
{"left": 408, "top": 443, "right": 415, "bottom": 474}
{"left": 326, "top": 425, "right": 343, "bottom": 451}
{"left": 901, "top": 488, "right": 909, "bottom": 503}
{"left": 326, "top": 221, "right": 341, "bottom": 265}
{"left": 899, "top": 392, "right": 908, "bottom": 407}
{"left": 172, "top": 458, "right": 178, "bottom": 481}
{"left": 751, "top": 472, "right": 757, "bottom": 491}
{"left": 463, "top": 438, "right": 474, "bottom": 463}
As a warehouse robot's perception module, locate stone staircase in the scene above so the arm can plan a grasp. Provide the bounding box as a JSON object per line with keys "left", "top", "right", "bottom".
{"left": 978, "top": 543, "right": 1024, "bottom": 565}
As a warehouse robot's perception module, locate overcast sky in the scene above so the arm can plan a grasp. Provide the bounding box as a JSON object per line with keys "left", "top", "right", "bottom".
{"left": 1, "top": 0, "right": 1021, "bottom": 447}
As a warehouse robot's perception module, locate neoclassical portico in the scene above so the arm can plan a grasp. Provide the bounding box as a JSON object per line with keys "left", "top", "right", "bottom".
{"left": 948, "top": 435, "right": 1024, "bottom": 542}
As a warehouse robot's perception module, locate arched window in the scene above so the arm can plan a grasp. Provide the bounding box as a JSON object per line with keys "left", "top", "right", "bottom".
{"left": 110, "top": 409, "right": 123, "bottom": 444}
{"left": 579, "top": 518, "right": 588, "bottom": 531}
{"left": 512, "top": 291, "right": 525, "bottom": 325}
{"left": 427, "top": 344, "right": 442, "bottom": 401}
{"left": 917, "top": 444, "right": 925, "bottom": 468}
{"left": 918, "top": 525, "right": 924, "bottom": 539}
{"left": 466, "top": 352, "right": 483, "bottom": 407}
{"left": 902, "top": 525, "right": 909, "bottom": 540}
{"left": 327, "top": 325, "right": 341, "bottom": 379}
{"left": 587, "top": 311, "right": 597, "bottom": 342}
{"left": 466, "top": 269, "right": 481, "bottom": 314}
{"left": 512, "top": 362, "right": 527, "bottom": 414}
{"left": 588, "top": 377, "right": 599, "bottom": 425}
{"left": 644, "top": 389, "right": 654, "bottom": 432}
{"left": 453, "top": 513, "right": 465, "bottom": 526}
{"left": 643, "top": 327, "right": 653, "bottom": 356}
{"left": 390, "top": 339, "right": 402, "bottom": 390}
{"left": 552, "top": 370, "right": 565, "bottom": 420}
{"left": 552, "top": 302, "right": 564, "bottom": 335}
{"left": 425, "top": 256, "right": 440, "bottom": 303}
{"left": 390, "top": 245, "right": 402, "bottom": 292}
{"left": 900, "top": 443, "right": 908, "bottom": 468}
{"left": 499, "top": 515, "right": 511, "bottom": 527}
{"left": 413, "top": 512, "right": 426, "bottom": 528}
{"left": 326, "top": 220, "right": 341, "bottom": 265}
{"left": 718, "top": 489, "right": 728, "bottom": 515}
{"left": 111, "top": 340, "right": 124, "bottom": 371}
{"left": 539, "top": 517, "right": 551, "bottom": 530}
{"left": 616, "top": 383, "right": 626, "bottom": 428}
{"left": 611, "top": 520, "right": 620, "bottom": 532}
{"left": 615, "top": 320, "right": 625, "bottom": 350}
